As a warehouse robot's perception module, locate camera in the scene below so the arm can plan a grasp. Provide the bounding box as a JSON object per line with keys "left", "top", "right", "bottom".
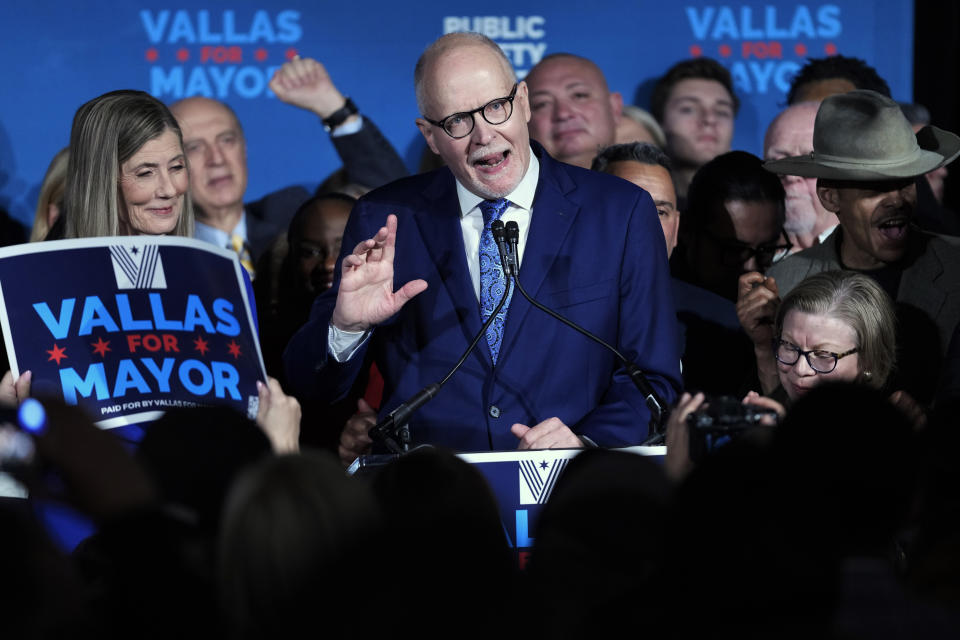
{"left": 686, "top": 395, "right": 779, "bottom": 432}
{"left": 684, "top": 395, "right": 779, "bottom": 461}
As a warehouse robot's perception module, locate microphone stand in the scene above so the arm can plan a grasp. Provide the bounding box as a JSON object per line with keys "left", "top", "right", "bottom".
{"left": 367, "top": 275, "right": 514, "bottom": 454}
{"left": 493, "top": 221, "right": 668, "bottom": 443}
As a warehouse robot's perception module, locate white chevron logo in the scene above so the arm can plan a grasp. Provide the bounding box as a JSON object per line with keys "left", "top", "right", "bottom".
{"left": 519, "top": 457, "right": 568, "bottom": 505}
{"left": 110, "top": 245, "right": 167, "bottom": 289}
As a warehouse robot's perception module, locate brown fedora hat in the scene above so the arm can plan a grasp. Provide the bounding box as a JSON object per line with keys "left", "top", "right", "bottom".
{"left": 765, "top": 89, "right": 960, "bottom": 180}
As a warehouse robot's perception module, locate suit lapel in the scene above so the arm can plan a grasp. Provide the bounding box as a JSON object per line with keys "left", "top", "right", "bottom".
{"left": 244, "top": 213, "right": 275, "bottom": 261}
{"left": 413, "top": 170, "right": 488, "bottom": 361}
{"left": 498, "top": 154, "right": 579, "bottom": 361}
{"left": 810, "top": 230, "right": 841, "bottom": 278}
{"left": 899, "top": 233, "right": 946, "bottom": 321}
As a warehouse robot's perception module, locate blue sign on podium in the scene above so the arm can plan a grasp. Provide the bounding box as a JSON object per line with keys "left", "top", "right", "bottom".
{"left": 352, "top": 446, "right": 665, "bottom": 565}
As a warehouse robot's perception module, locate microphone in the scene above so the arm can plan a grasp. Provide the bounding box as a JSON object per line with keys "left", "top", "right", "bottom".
{"left": 497, "top": 221, "right": 667, "bottom": 441}
{"left": 491, "top": 220, "right": 517, "bottom": 277}
{"left": 367, "top": 264, "right": 514, "bottom": 454}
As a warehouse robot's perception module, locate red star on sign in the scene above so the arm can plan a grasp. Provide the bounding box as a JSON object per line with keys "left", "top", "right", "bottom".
{"left": 689, "top": 44, "right": 703, "bottom": 57}
{"left": 145, "top": 48, "right": 158, "bottom": 62}
{"left": 825, "top": 43, "right": 838, "bottom": 55}
{"left": 227, "top": 340, "right": 243, "bottom": 359}
{"left": 285, "top": 48, "right": 299, "bottom": 60}
{"left": 193, "top": 335, "right": 210, "bottom": 356}
{"left": 794, "top": 43, "right": 807, "bottom": 56}
{"left": 255, "top": 48, "right": 268, "bottom": 61}
{"left": 91, "top": 337, "right": 111, "bottom": 357}
{"left": 47, "top": 343, "right": 67, "bottom": 365}
{"left": 718, "top": 44, "right": 732, "bottom": 57}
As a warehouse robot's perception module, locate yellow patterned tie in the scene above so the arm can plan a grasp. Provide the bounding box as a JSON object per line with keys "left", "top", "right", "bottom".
{"left": 230, "top": 234, "right": 256, "bottom": 279}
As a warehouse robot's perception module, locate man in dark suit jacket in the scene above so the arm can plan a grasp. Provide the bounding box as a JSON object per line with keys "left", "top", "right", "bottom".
{"left": 592, "top": 141, "right": 756, "bottom": 396}
{"left": 171, "top": 57, "right": 407, "bottom": 265}
{"left": 284, "top": 33, "right": 681, "bottom": 456}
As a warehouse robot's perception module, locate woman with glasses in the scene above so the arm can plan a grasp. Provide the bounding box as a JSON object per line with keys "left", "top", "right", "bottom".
{"left": 773, "top": 271, "right": 924, "bottom": 424}
{"left": 772, "top": 270, "right": 896, "bottom": 402}
{"left": 666, "top": 271, "right": 920, "bottom": 479}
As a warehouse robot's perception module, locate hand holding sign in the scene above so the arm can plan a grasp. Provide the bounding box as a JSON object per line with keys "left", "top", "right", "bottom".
{"left": 255, "top": 377, "right": 301, "bottom": 453}
{"left": 0, "top": 370, "right": 31, "bottom": 407}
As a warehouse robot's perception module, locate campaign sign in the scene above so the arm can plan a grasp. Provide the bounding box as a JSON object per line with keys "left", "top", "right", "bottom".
{"left": 0, "top": 1, "right": 914, "bottom": 228}
{"left": 0, "top": 237, "right": 266, "bottom": 428}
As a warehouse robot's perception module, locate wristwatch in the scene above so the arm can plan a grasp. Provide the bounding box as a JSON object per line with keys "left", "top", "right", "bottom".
{"left": 322, "top": 97, "right": 359, "bottom": 132}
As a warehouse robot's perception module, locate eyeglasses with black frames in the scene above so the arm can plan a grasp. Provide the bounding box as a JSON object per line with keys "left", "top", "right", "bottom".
{"left": 773, "top": 338, "right": 858, "bottom": 374}
{"left": 702, "top": 229, "right": 793, "bottom": 269}
{"left": 423, "top": 84, "right": 518, "bottom": 139}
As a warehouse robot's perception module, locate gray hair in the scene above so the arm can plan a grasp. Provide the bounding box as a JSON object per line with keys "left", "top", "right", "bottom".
{"left": 620, "top": 105, "right": 667, "bottom": 148}
{"left": 591, "top": 141, "right": 672, "bottom": 174}
{"left": 414, "top": 32, "right": 516, "bottom": 117}
{"left": 775, "top": 270, "right": 897, "bottom": 388}
{"left": 65, "top": 90, "right": 194, "bottom": 239}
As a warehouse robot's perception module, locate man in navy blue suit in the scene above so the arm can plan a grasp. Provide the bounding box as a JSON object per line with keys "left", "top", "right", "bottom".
{"left": 284, "top": 33, "right": 681, "bottom": 458}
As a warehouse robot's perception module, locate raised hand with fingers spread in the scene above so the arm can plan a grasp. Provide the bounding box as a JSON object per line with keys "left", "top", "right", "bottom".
{"left": 331, "top": 214, "right": 428, "bottom": 332}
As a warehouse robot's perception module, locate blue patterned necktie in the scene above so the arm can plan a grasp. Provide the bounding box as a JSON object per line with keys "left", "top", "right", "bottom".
{"left": 479, "top": 198, "right": 512, "bottom": 364}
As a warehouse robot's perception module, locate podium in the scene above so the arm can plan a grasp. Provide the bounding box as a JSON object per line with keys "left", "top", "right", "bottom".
{"left": 350, "top": 446, "right": 664, "bottom": 563}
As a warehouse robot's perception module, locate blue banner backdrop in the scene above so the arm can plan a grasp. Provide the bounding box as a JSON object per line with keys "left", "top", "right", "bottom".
{"left": 0, "top": 237, "right": 265, "bottom": 427}
{"left": 0, "top": 2, "right": 913, "bottom": 226}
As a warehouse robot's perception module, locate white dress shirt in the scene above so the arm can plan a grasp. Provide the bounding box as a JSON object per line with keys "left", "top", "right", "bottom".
{"left": 194, "top": 212, "right": 249, "bottom": 249}
{"left": 456, "top": 151, "right": 538, "bottom": 298}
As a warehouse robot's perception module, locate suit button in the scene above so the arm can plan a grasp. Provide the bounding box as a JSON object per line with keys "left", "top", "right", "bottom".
{"left": 489, "top": 405, "right": 501, "bottom": 418}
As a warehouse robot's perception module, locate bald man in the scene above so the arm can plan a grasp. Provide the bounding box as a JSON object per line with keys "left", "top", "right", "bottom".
{"left": 286, "top": 33, "right": 680, "bottom": 454}
{"left": 763, "top": 101, "right": 838, "bottom": 250}
{"left": 525, "top": 53, "right": 622, "bottom": 168}
{"left": 171, "top": 57, "right": 406, "bottom": 264}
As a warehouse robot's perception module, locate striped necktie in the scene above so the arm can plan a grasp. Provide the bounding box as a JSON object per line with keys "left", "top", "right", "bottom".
{"left": 230, "top": 234, "right": 256, "bottom": 279}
